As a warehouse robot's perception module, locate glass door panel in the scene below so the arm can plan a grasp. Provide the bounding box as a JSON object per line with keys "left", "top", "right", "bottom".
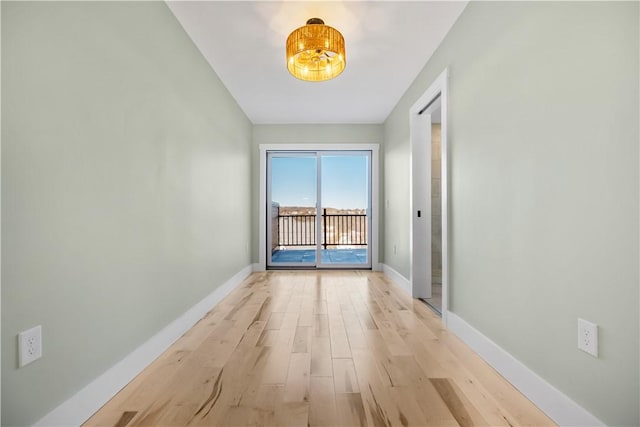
{"left": 267, "top": 153, "right": 318, "bottom": 268}
{"left": 318, "top": 152, "right": 371, "bottom": 268}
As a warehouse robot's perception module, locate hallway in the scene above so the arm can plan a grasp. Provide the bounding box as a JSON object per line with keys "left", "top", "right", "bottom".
{"left": 84, "top": 271, "right": 555, "bottom": 426}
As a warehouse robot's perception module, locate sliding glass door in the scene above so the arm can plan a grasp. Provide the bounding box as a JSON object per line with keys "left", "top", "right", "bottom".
{"left": 267, "top": 153, "right": 318, "bottom": 267}
{"left": 267, "top": 151, "right": 371, "bottom": 269}
{"left": 318, "top": 153, "right": 369, "bottom": 267}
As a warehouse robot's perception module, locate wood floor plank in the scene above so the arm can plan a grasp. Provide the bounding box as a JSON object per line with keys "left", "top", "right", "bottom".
{"left": 257, "top": 329, "right": 279, "bottom": 347}
{"left": 281, "top": 311, "right": 300, "bottom": 330}
{"left": 83, "top": 271, "right": 556, "bottom": 427}
{"left": 404, "top": 332, "right": 514, "bottom": 425}
{"left": 389, "top": 385, "right": 431, "bottom": 426}
{"left": 309, "top": 376, "right": 337, "bottom": 427}
{"left": 283, "top": 353, "right": 311, "bottom": 403}
{"left": 377, "top": 355, "right": 413, "bottom": 387}
{"left": 391, "top": 352, "right": 460, "bottom": 426}
{"left": 251, "top": 384, "right": 284, "bottom": 427}
{"left": 310, "top": 335, "right": 333, "bottom": 377}
{"left": 261, "top": 341, "right": 292, "bottom": 385}
{"left": 328, "top": 312, "right": 352, "bottom": 358}
{"left": 314, "top": 314, "right": 330, "bottom": 337}
{"left": 298, "top": 298, "right": 315, "bottom": 327}
{"left": 413, "top": 333, "right": 521, "bottom": 426}
{"left": 292, "top": 326, "right": 312, "bottom": 353}
{"left": 335, "top": 392, "right": 368, "bottom": 427}
{"left": 438, "top": 333, "right": 556, "bottom": 426}
{"left": 314, "top": 299, "right": 328, "bottom": 315}
{"left": 377, "top": 321, "right": 413, "bottom": 357}
{"left": 113, "top": 410, "right": 137, "bottom": 427}
{"left": 351, "top": 348, "right": 412, "bottom": 427}
{"left": 265, "top": 312, "right": 285, "bottom": 330}
{"left": 332, "top": 358, "right": 360, "bottom": 393}
{"left": 430, "top": 378, "right": 488, "bottom": 427}
{"left": 343, "top": 310, "right": 368, "bottom": 350}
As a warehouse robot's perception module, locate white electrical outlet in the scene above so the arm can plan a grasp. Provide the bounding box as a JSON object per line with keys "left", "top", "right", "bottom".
{"left": 577, "top": 318, "right": 598, "bottom": 357}
{"left": 19, "top": 325, "right": 42, "bottom": 367}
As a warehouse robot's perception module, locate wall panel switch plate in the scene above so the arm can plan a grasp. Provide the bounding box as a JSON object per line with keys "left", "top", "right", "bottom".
{"left": 19, "top": 325, "right": 42, "bottom": 367}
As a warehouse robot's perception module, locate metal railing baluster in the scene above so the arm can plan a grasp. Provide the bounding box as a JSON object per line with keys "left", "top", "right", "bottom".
{"left": 275, "top": 211, "right": 367, "bottom": 248}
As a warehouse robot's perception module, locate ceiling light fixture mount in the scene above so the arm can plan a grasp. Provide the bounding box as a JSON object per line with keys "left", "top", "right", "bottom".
{"left": 286, "top": 18, "right": 346, "bottom": 82}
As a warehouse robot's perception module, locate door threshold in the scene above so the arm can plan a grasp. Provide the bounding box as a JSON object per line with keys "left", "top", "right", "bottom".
{"left": 267, "top": 266, "right": 372, "bottom": 271}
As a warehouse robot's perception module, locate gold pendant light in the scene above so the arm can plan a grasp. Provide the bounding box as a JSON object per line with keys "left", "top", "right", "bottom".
{"left": 286, "top": 18, "right": 346, "bottom": 82}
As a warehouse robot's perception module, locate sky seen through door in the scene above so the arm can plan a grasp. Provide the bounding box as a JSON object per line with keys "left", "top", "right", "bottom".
{"left": 271, "top": 155, "right": 368, "bottom": 209}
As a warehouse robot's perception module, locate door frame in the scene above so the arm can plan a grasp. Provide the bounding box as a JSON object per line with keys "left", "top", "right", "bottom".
{"left": 259, "top": 144, "right": 380, "bottom": 271}
{"left": 409, "top": 68, "right": 449, "bottom": 324}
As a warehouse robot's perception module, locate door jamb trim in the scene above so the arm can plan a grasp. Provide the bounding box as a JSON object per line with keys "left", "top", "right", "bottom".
{"left": 259, "top": 144, "right": 379, "bottom": 271}
{"left": 409, "top": 68, "right": 449, "bottom": 325}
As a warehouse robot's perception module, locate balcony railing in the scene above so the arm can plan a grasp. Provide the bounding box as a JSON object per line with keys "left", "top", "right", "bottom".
{"left": 274, "top": 207, "right": 368, "bottom": 250}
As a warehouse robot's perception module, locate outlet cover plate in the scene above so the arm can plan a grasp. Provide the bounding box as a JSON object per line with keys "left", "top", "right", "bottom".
{"left": 19, "top": 325, "right": 42, "bottom": 367}
{"left": 577, "top": 318, "right": 598, "bottom": 357}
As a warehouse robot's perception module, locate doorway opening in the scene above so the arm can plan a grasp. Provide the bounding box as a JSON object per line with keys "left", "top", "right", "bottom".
{"left": 410, "top": 69, "right": 449, "bottom": 322}
{"left": 423, "top": 98, "right": 443, "bottom": 313}
{"left": 259, "top": 146, "right": 378, "bottom": 270}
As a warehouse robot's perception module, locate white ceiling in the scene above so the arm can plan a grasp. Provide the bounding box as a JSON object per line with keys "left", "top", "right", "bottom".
{"left": 167, "top": 1, "right": 467, "bottom": 124}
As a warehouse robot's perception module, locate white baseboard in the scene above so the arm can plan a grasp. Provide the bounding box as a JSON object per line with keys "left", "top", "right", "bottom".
{"left": 252, "top": 262, "right": 264, "bottom": 272}
{"left": 381, "top": 263, "right": 411, "bottom": 296}
{"left": 447, "top": 311, "right": 605, "bottom": 427}
{"left": 33, "top": 264, "right": 254, "bottom": 427}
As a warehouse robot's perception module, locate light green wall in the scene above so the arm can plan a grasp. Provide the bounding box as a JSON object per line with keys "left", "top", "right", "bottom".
{"left": 384, "top": 2, "right": 639, "bottom": 425}
{"left": 0, "top": 2, "right": 3, "bottom": 424}
{"left": 251, "top": 124, "right": 384, "bottom": 264}
{"left": 1, "top": 2, "right": 252, "bottom": 425}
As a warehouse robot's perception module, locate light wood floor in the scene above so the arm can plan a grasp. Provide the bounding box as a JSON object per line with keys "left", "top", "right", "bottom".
{"left": 84, "top": 271, "right": 555, "bottom": 427}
